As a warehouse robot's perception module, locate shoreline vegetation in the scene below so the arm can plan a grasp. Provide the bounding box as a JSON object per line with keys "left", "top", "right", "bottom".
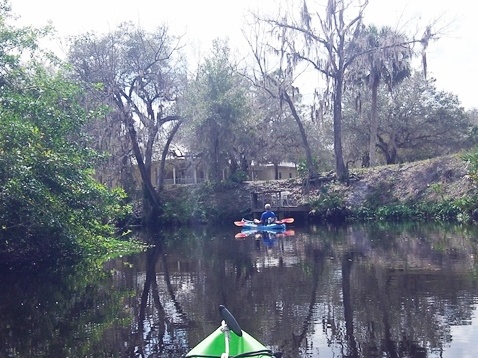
{"left": 160, "top": 154, "right": 478, "bottom": 226}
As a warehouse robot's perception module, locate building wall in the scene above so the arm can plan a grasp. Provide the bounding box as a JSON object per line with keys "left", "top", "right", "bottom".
{"left": 131, "top": 160, "right": 297, "bottom": 186}
{"left": 250, "top": 164, "right": 297, "bottom": 181}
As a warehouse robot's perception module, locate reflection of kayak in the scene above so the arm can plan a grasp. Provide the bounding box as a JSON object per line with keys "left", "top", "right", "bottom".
{"left": 260, "top": 231, "right": 276, "bottom": 247}
{"left": 185, "top": 305, "right": 276, "bottom": 357}
{"left": 235, "top": 229, "right": 295, "bottom": 239}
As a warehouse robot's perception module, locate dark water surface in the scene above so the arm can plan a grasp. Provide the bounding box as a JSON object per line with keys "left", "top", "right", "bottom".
{"left": 2, "top": 221, "right": 478, "bottom": 357}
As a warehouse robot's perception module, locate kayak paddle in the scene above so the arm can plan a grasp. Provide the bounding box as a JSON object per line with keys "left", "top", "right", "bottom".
{"left": 219, "top": 305, "right": 242, "bottom": 337}
{"left": 234, "top": 217, "right": 294, "bottom": 226}
{"left": 276, "top": 217, "right": 295, "bottom": 224}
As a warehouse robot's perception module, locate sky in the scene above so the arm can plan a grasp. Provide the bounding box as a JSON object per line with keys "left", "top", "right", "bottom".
{"left": 9, "top": 0, "right": 477, "bottom": 109}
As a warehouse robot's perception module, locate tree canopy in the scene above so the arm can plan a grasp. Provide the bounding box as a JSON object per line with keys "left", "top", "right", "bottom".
{"left": 0, "top": 6, "right": 134, "bottom": 265}
{"left": 181, "top": 39, "right": 252, "bottom": 182}
{"left": 68, "top": 22, "right": 186, "bottom": 221}
{"left": 342, "top": 71, "right": 472, "bottom": 165}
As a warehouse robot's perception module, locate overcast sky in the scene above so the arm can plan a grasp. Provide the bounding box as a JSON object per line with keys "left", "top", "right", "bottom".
{"left": 10, "top": 0, "right": 477, "bottom": 109}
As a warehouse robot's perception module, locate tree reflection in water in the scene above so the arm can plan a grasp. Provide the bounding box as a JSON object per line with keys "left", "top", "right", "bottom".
{"left": 130, "top": 231, "right": 190, "bottom": 357}
{"left": 1, "top": 222, "right": 478, "bottom": 357}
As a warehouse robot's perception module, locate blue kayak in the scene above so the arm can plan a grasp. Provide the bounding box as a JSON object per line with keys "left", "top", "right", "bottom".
{"left": 241, "top": 222, "right": 286, "bottom": 231}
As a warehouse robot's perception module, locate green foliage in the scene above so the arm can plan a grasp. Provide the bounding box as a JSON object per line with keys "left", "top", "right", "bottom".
{"left": 159, "top": 182, "right": 242, "bottom": 225}
{"left": 0, "top": 13, "right": 137, "bottom": 264}
{"left": 462, "top": 149, "right": 478, "bottom": 183}
{"left": 429, "top": 183, "right": 445, "bottom": 200}
{"left": 159, "top": 185, "right": 214, "bottom": 225}
{"left": 343, "top": 71, "right": 472, "bottom": 165}
{"left": 352, "top": 198, "right": 475, "bottom": 222}
{"left": 227, "top": 169, "right": 248, "bottom": 184}
{"left": 182, "top": 39, "right": 251, "bottom": 183}
{"left": 308, "top": 185, "right": 347, "bottom": 221}
{"left": 160, "top": 201, "right": 190, "bottom": 225}
{"left": 297, "top": 156, "right": 321, "bottom": 178}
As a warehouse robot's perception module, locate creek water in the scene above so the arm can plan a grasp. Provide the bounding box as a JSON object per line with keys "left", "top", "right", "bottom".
{"left": 1, "top": 221, "right": 478, "bottom": 357}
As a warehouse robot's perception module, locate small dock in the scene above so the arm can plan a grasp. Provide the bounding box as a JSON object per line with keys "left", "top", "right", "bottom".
{"left": 250, "top": 190, "right": 309, "bottom": 220}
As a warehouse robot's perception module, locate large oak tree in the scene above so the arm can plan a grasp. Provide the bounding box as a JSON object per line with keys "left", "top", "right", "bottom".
{"left": 68, "top": 23, "right": 185, "bottom": 222}
{"left": 343, "top": 71, "right": 472, "bottom": 164}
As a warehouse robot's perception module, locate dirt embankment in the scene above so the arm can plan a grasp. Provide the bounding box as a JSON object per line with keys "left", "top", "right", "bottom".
{"left": 339, "top": 154, "right": 475, "bottom": 209}
{"left": 236, "top": 154, "right": 476, "bottom": 212}
{"left": 163, "top": 154, "right": 477, "bottom": 221}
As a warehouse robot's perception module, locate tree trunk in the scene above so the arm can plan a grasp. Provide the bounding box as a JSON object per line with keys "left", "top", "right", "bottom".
{"left": 125, "top": 113, "right": 162, "bottom": 221}
{"left": 376, "top": 135, "right": 397, "bottom": 165}
{"left": 334, "top": 74, "right": 347, "bottom": 181}
{"left": 369, "top": 74, "right": 379, "bottom": 167}
{"left": 212, "top": 135, "right": 221, "bottom": 182}
{"left": 283, "top": 90, "right": 316, "bottom": 179}
{"left": 240, "top": 152, "right": 248, "bottom": 173}
{"left": 388, "top": 146, "right": 397, "bottom": 164}
{"left": 158, "top": 121, "right": 182, "bottom": 191}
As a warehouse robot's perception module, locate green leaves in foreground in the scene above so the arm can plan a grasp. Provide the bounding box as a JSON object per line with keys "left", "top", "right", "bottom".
{"left": 0, "top": 63, "right": 135, "bottom": 264}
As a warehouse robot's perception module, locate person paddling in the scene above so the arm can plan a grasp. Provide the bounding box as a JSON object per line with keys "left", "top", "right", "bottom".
{"left": 260, "top": 203, "right": 277, "bottom": 225}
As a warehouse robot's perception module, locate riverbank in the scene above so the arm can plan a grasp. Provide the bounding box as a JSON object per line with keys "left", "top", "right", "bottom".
{"left": 161, "top": 154, "right": 478, "bottom": 224}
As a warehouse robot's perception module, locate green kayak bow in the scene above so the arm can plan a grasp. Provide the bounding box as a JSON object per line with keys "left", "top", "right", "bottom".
{"left": 185, "top": 305, "right": 278, "bottom": 358}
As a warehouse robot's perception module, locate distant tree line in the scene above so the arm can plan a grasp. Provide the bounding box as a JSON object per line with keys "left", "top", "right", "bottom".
{"left": 66, "top": 0, "right": 475, "bottom": 222}
{"left": 0, "top": 0, "right": 476, "bottom": 264}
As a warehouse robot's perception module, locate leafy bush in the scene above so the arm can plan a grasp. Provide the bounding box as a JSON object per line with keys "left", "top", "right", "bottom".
{"left": 297, "top": 156, "right": 321, "bottom": 179}
{"left": 353, "top": 199, "right": 473, "bottom": 222}
{"left": 227, "top": 169, "right": 248, "bottom": 183}
{"left": 463, "top": 150, "right": 478, "bottom": 184}
{"left": 308, "top": 185, "right": 348, "bottom": 221}
{"left": 0, "top": 29, "right": 135, "bottom": 263}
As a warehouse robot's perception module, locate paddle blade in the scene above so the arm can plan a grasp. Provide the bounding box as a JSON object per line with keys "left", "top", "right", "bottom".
{"left": 234, "top": 221, "right": 245, "bottom": 227}
{"left": 235, "top": 232, "right": 248, "bottom": 239}
{"left": 277, "top": 217, "right": 294, "bottom": 224}
{"left": 284, "top": 229, "right": 295, "bottom": 236}
{"left": 219, "top": 305, "right": 242, "bottom": 337}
